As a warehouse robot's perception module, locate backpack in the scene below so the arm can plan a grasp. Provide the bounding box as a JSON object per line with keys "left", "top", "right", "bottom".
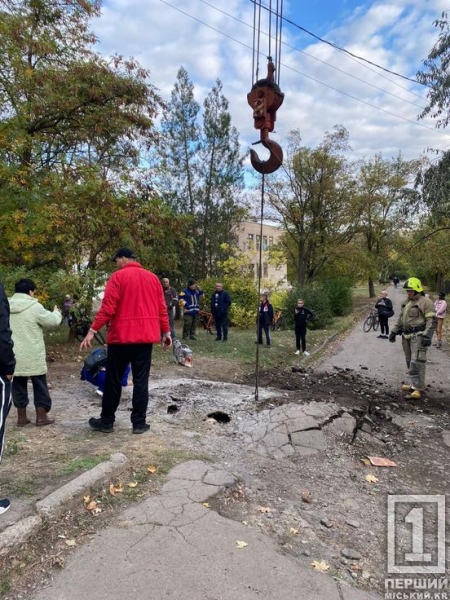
{"left": 83, "top": 349, "right": 107, "bottom": 375}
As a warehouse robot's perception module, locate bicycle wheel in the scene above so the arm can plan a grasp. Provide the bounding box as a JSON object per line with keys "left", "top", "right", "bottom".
{"left": 363, "top": 316, "right": 373, "bottom": 332}
{"left": 373, "top": 317, "right": 380, "bottom": 331}
{"left": 276, "top": 316, "right": 286, "bottom": 331}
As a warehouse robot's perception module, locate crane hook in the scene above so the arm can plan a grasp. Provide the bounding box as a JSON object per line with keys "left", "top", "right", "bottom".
{"left": 250, "top": 138, "right": 283, "bottom": 175}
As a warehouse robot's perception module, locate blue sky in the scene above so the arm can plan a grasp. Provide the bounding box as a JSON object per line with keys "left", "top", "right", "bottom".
{"left": 95, "top": 0, "right": 450, "bottom": 167}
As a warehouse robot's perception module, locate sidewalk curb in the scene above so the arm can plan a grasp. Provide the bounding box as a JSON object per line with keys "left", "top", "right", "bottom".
{"left": 36, "top": 452, "right": 130, "bottom": 519}
{"left": 0, "top": 515, "right": 42, "bottom": 557}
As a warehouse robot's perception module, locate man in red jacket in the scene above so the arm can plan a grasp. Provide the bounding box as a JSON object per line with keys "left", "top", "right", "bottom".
{"left": 80, "top": 248, "right": 171, "bottom": 434}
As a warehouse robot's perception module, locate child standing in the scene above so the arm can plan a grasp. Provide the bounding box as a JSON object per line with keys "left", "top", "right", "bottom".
{"left": 294, "top": 299, "right": 314, "bottom": 356}
{"left": 434, "top": 292, "right": 447, "bottom": 349}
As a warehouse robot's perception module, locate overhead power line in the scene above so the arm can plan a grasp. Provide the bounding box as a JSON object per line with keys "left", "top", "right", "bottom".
{"left": 197, "top": 0, "right": 426, "bottom": 111}
{"left": 159, "top": 0, "right": 450, "bottom": 140}
{"left": 250, "top": 0, "right": 430, "bottom": 88}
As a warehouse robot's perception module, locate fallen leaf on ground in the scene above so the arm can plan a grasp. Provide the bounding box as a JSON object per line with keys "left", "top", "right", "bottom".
{"left": 86, "top": 501, "right": 97, "bottom": 511}
{"left": 290, "top": 528, "right": 299, "bottom": 535}
{"left": 92, "top": 507, "right": 102, "bottom": 515}
{"left": 311, "top": 560, "right": 330, "bottom": 572}
{"left": 147, "top": 465, "right": 158, "bottom": 474}
{"left": 301, "top": 491, "right": 312, "bottom": 504}
{"left": 203, "top": 502, "right": 210, "bottom": 508}
{"left": 109, "top": 483, "right": 124, "bottom": 496}
{"left": 236, "top": 541, "right": 248, "bottom": 549}
{"left": 365, "top": 474, "right": 379, "bottom": 483}
{"left": 83, "top": 495, "right": 90, "bottom": 504}
{"left": 65, "top": 539, "right": 76, "bottom": 547}
{"left": 259, "top": 506, "right": 274, "bottom": 513}
{"left": 128, "top": 482, "right": 138, "bottom": 488}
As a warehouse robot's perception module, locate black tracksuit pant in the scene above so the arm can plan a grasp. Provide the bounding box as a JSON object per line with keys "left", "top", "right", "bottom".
{"left": 379, "top": 314, "right": 390, "bottom": 335}
{"left": 101, "top": 343, "right": 152, "bottom": 427}
{"left": 295, "top": 324, "right": 307, "bottom": 352}
{"left": 0, "top": 376, "right": 12, "bottom": 462}
{"left": 214, "top": 313, "right": 228, "bottom": 340}
{"left": 12, "top": 375, "right": 52, "bottom": 411}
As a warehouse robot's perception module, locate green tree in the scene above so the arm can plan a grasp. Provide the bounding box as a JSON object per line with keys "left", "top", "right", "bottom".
{"left": 267, "top": 127, "right": 358, "bottom": 286}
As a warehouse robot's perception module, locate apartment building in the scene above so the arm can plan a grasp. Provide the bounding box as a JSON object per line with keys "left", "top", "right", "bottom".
{"left": 235, "top": 219, "right": 289, "bottom": 289}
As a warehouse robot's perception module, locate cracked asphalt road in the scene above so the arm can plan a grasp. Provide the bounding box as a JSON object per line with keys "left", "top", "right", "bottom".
{"left": 30, "top": 460, "right": 381, "bottom": 600}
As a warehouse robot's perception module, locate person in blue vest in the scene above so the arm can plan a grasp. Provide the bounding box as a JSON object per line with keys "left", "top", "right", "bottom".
{"left": 211, "top": 283, "right": 232, "bottom": 342}
{"left": 257, "top": 293, "right": 274, "bottom": 347}
{"left": 179, "top": 280, "right": 204, "bottom": 340}
{"left": 81, "top": 348, "right": 131, "bottom": 397}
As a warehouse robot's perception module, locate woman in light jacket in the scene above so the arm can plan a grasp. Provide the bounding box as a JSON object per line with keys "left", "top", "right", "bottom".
{"left": 434, "top": 292, "right": 447, "bottom": 349}
{"left": 9, "top": 279, "right": 61, "bottom": 426}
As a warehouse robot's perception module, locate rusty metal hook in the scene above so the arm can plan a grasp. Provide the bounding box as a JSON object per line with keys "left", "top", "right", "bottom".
{"left": 250, "top": 138, "right": 283, "bottom": 174}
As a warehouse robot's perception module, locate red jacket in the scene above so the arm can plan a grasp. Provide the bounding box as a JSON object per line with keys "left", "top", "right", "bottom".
{"left": 91, "top": 262, "right": 169, "bottom": 344}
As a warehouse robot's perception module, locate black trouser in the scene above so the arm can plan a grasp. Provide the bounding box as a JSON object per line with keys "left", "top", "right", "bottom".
{"left": 0, "top": 376, "right": 12, "bottom": 462}
{"left": 101, "top": 343, "right": 152, "bottom": 427}
{"left": 258, "top": 323, "right": 271, "bottom": 346}
{"left": 379, "top": 314, "right": 390, "bottom": 335}
{"left": 295, "top": 324, "right": 307, "bottom": 352}
{"left": 12, "top": 375, "right": 52, "bottom": 411}
{"left": 214, "top": 313, "right": 228, "bottom": 340}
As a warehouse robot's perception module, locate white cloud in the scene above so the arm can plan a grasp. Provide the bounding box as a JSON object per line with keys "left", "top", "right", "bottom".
{"left": 93, "top": 0, "right": 450, "bottom": 173}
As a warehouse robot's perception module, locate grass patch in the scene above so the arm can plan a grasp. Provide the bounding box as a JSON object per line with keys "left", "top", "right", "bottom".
{"left": 59, "top": 455, "right": 109, "bottom": 475}
{"left": 3, "top": 434, "right": 26, "bottom": 458}
{"left": 0, "top": 476, "right": 36, "bottom": 497}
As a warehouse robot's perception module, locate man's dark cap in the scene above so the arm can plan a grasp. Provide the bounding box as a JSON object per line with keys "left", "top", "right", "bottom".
{"left": 187, "top": 279, "right": 196, "bottom": 287}
{"left": 112, "top": 248, "right": 137, "bottom": 261}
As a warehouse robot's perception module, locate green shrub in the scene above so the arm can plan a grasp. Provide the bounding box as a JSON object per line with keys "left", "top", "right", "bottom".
{"left": 320, "top": 276, "right": 353, "bottom": 316}
{"left": 285, "top": 284, "right": 333, "bottom": 330}
{"left": 270, "top": 289, "right": 288, "bottom": 311}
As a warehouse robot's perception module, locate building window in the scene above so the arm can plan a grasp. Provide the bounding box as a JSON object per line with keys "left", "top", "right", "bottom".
{"left": 269, "top": 236, "right": 274, "bottom": 246}
{"left": 247, "top": 234, "right": 254, "bottom": 249}
{"left": 263, "top": 235, "right": 268, "bottom": 251}
{"left": 256, "top": 235, "right": 261, "bottom": 250}
{"left": 263, "top": 263, "right": 268, "bottom": 278}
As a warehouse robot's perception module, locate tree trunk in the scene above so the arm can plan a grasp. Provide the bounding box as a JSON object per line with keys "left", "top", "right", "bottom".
{"left": 368, "top": 277, "right": 376, "bottom": 298}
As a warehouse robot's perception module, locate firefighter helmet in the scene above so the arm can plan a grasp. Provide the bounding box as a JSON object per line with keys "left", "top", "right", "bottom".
{"left": 403, "top": 277, "right": 424, "bottom": 293}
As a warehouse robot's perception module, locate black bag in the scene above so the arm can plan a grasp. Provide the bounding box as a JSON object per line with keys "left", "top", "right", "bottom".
{"left": 83, "top": 349, "right": 107, "bottom": 375}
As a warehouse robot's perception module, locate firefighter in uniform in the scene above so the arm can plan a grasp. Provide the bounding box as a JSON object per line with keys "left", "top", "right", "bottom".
{"left": 389, "top": 277, "right": 436, "bottom": 400}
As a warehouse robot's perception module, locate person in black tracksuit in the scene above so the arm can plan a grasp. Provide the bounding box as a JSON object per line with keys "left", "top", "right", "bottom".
{"left": 375, "top": 291, "right": 394, "bottom": 339}
{"left": 257, "top": 294, "right": 274, "bottom": 347}
{"left": 0, "top": 283, "right": 16, "bottom": 514}
{"left": 294, "top": 299, "right": 314, "bottom": 355}
{"left": 211, "top": 283, "right": 232, "bottom": 342}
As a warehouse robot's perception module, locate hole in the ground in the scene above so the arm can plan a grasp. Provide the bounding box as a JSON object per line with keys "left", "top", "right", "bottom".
{"left": 167, "top": 404, "right": 180, "bottom": 414}
{"left": 207, "top": 411, "right": 231, "bottom": 424}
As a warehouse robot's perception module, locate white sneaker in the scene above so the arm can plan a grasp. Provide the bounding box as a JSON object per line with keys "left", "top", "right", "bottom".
{"left": 303, "top": 351, "right": 310, "bottom": 357}
{"left": 0, "top": 498, "right": 11, "bottom": 515}
{"left": 295, "top": 350, "right": 301, "bottom": 355}
{"left": 95, "top": 389, "right": 103, "bottom": 397}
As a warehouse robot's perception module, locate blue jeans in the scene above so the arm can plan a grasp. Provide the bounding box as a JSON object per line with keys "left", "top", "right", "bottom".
{"left": 258, "top": 324, "right": 271, "bottom": 346}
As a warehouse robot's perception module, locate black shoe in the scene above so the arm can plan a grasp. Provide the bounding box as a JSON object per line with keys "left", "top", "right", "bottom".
{"left": 223, "top": 339, "right": 227, "bottom": 342}
{"left": 88, "top": 417, "right": 114, "bottom": 433}
{"left": 0, "top": 498, "right": 11, "bottom": 515}
{"left": 190, "top": 336, "right": 197, "bottom": 341}
{"left": 215, "top": 337, "right": 222, "bottom": 341}
{"left": 377, "top": 335, "right": 383, "bottom": 338}
{"left": 133, "top": 423, "right": 150, "bottom": 434}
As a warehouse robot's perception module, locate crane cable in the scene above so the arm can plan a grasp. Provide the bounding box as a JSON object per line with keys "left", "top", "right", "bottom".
{"left": 253, "top": 0, "right": 283, "bottom": 402}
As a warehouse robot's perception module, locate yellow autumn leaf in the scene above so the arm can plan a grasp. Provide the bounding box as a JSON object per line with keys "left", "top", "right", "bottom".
{"left": 147, "top": 465, "right": 158, "bottom": 474}
{"left": 92, "top": 507, "right": 102, "bottom": 515}
{"left": 203, "top": 502, "right": 210, "bottom": 508}
{"left": 236, "top": 540, "right": 248, "bottom": 549}
{"left": 365, "top": 474, "right": 379, "bottom": 484}
{"left": 83, "top": 495, "right": 90, "bottom": 504}
{"left": 311, "top": 560, "right": 330, "bottom": 572}
{"left": 128, "top": 482, "right": 138, "bottom": 488}
{"left": 109, "top": 484, "right": 116, "bottom": 496}
{"left": 86, "top": 501, "right": 97, "bottom": 511}
{"left": 65, "top": 539, "right": 76, "bottom": 547}
{"left": 290, "top": 528, "right": 299, "bottom": 535}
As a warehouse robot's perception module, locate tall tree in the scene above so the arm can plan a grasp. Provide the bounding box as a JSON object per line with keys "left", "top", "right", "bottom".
{"left": 197, "top": 79, "right": 244, "bottom": 278}
{"left": 267, "top": 127, "right": 358, "bottom": 286}
{"left": 355, "top": 154, "right": 419, "bottom": 297}
{"left": 417, "top": 12, "right": 450, "bottom": 128}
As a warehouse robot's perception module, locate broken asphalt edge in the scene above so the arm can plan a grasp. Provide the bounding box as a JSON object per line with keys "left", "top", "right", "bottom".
{"left": 0, "top": 453, "right": 130, "bottom": 557}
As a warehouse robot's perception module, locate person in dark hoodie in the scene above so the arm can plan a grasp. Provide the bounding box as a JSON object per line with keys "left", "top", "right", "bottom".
{"left": 211, "top": 283, "right": 232, "bottom": 342}
{"left": 294, "top": 299, "right": 314, "bottom": 356}
{"left": 0, "top": 282, "right": 16, "bottom": 515}
{"left": 257, "top": 293, "right": 274, "bottom": 347}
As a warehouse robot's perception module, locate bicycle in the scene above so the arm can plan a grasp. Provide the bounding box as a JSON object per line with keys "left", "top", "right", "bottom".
{"left": 363, "top": 309, "right": 380, "bottom": 333}
{"left": 272, "top": 308, "right": 286, "bottom": 331}
{"left": 198, "top": 310, "right": 215, "bottom": 335}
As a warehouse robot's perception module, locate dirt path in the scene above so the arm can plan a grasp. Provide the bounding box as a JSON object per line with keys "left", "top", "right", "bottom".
{"left": 320, "top": 286, "right": 450, "bottom": 394}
